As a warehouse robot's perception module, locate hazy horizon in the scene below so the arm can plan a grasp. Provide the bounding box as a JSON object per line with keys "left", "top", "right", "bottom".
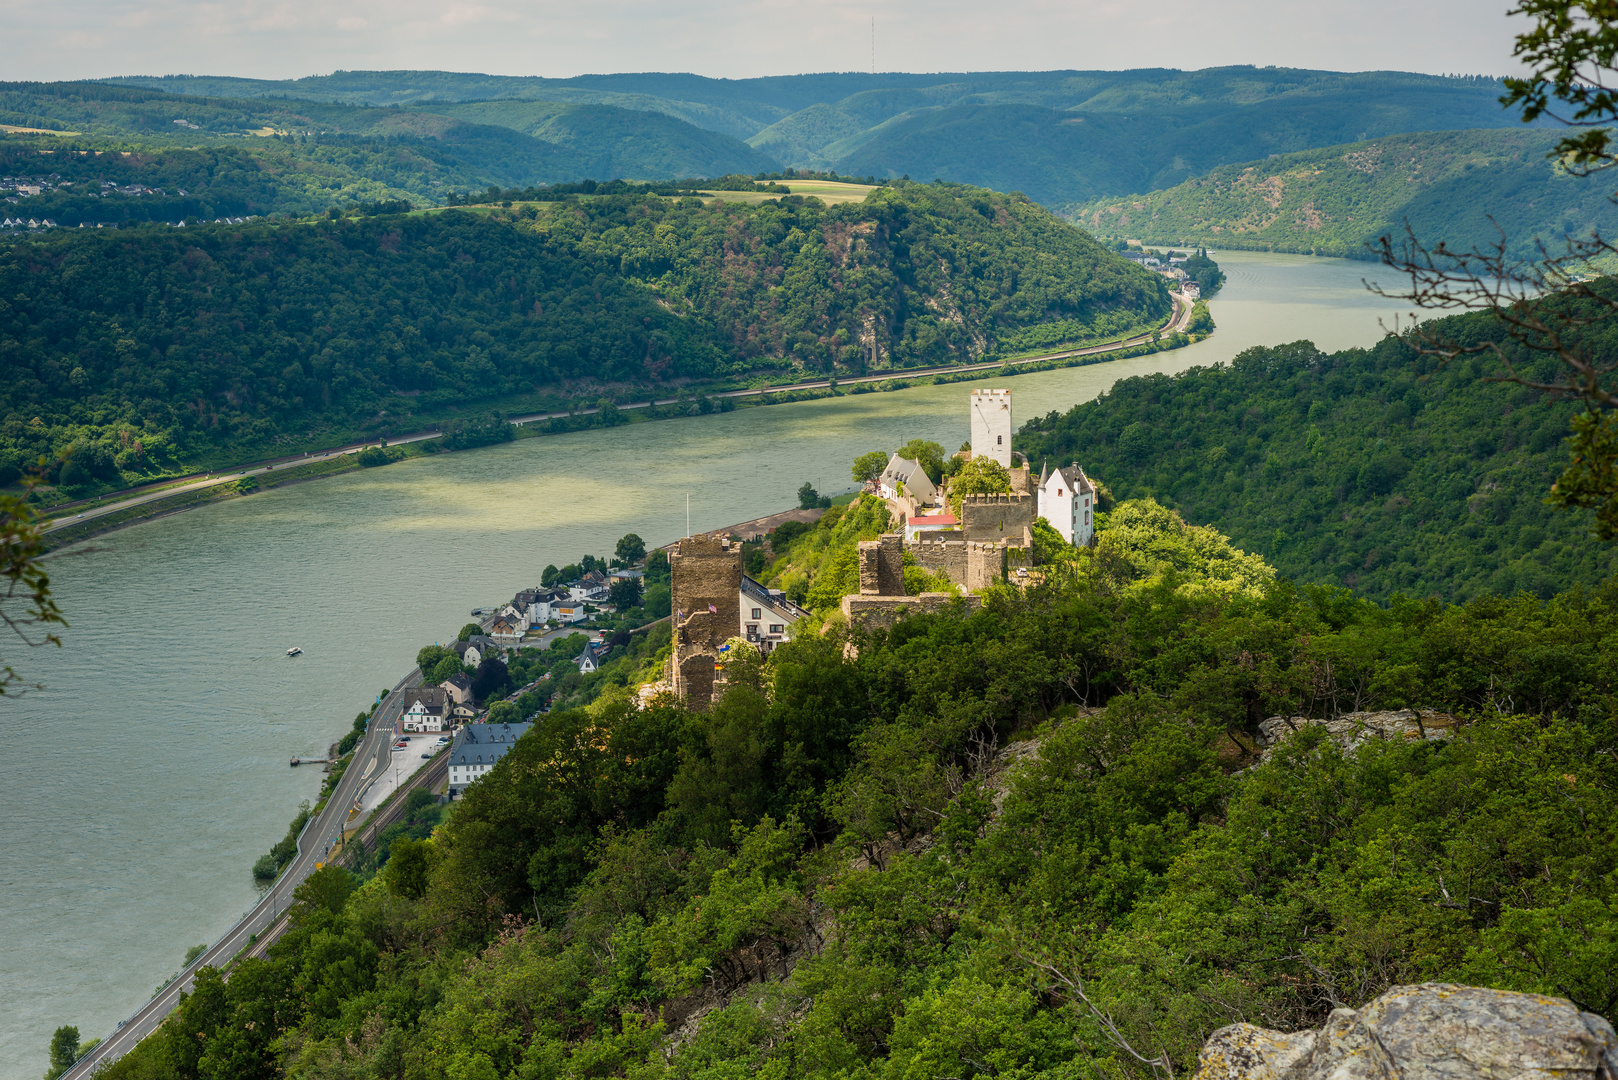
{"left": 1, "top": 0, "right": 1525, "bottom": 87}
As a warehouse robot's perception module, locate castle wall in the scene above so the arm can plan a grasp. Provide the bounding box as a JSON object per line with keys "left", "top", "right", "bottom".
{"left": 841, "top": 592, "right": 983, "bottom": 631}
{"left": 858, "top": 533, "right": 905, "bottom": 596}
{"left": 960, "top": 492, "right": 1036, "bottom": 544}
{"left": 909, "top": 538, "right": 968, "bottom": 584}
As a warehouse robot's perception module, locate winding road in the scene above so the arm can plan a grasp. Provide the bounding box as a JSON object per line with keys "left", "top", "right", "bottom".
{"left": 62, "top": 668, "right": 422, "bottom": 1079}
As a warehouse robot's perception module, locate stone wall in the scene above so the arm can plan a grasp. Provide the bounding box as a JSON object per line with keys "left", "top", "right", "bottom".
{"left": 669, "top": 534, "right": 742, "bottom": 709}
{"left": 858, "top": 533, "right": 905, "bottom": 596}
{"left": 842, "top": 592, "right": 983, "bottom": 631}
{"left": 965, "top": 541, "right": 1004, "bottom": 591}
{"left": 909, "top": 538, "right": 968, "bottom": 584}
{"left": 960, "top": 492, "right": 1035, "bottom": 544}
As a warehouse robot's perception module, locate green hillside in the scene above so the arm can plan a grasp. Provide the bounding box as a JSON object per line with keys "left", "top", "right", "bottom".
{"left": 1076, "top": 128, "right": 1618, "bottom": 259}
{"left": 1016, "top": 318, "right": 1618, "bottom": 604}
{"left": 426, "top": 100, "right": 778, "bottom": 179}
{"left": 0, "top": 183, "right": 1167, "bottom": 485}
{"left": 0, "top": 82, "right": 775, "bottom": 200}
{"left": 90, "top": 510, "right": 1618, "bottom": 1080}
{"left": 99, "top": 68, "right": 1533, "bottom": 206}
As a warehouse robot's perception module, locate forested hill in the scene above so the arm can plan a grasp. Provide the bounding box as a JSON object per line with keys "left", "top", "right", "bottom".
{"left": 0, "top": 81, "right": 775, "bottom": 206}
{"left": 1076, "top": 128, "right": 1617, "bottom": 260}
{"left": 1016, "top": 320, "right": 1618, "bottom": 603}
{"left": 0, "top": 183, "right": 1168, "bottom": 483}
{"left": 95, "top": 67, "right": 1528, "bottom": 207}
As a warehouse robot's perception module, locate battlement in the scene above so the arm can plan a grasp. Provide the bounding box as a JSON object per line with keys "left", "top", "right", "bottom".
{"left": 960, "top": 491, "right": 1035, "bottom": 544}
{"left": 858, "top": 533, "right": 905, "bottom": 597}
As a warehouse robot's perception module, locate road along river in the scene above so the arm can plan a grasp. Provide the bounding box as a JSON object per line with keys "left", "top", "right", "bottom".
{"left": 2, "top": 250, "right": 1410, "bottom": 1078}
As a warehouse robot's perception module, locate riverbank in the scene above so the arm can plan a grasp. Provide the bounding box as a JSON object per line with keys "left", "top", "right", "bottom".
{"left": 36, "top": 296, "right": 1198, "bottom": 553}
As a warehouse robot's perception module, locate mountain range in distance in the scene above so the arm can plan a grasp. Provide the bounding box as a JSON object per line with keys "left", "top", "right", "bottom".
{"left": 80, "top": 67, "right": 1538, "bottom": 207}
{"left": 3, "top": 66, "right": 1607, "bottom": 260}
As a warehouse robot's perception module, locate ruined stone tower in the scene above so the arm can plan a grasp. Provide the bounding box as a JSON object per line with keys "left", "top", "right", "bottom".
{"left": 668, "top": 533, "right": 741, "bottom": 709}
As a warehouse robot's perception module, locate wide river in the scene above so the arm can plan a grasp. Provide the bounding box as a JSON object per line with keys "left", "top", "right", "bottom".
{"left": 1, "top": 251, "right": 1409, "bottom": 1077}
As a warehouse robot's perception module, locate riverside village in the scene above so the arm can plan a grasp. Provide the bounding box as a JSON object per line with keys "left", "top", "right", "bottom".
{"left": 355, "top": 387, "right": 1094, "bottom": 808}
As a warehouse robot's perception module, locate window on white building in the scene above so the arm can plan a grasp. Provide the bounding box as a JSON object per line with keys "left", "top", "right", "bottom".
{"left": 770, "top": 624, "right": 784, "bottom": 634}
{"left": 751, "top": 608, "right": 762, "bottom": 620}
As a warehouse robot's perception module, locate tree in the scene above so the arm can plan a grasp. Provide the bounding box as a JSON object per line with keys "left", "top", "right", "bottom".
{"left": 798, "top": 482, "right": 821, "bottom": 509}
{"left": 428, "top": 654, "right": 466, "bottom": 685}
{"left": 581, "top": 554, "right": 605, "bottom": 574}
{"left": 644, "top": 549, "right": 671, "bottom": 584}
{"left": 486, "top": 700, "right": 520, "bottom": 724}
{"left": 471, "top": 656, "right": 511, "bottom": 700}
{"left": 948, "top": 456, "right": 1013, "bottom": 516}
{"left": 897, "top": 439, "right": 947, "bottom": 483}
{"left": 1373, "top": 0, "right": 1618, "bottom": 537}
{"left": 2, "top": 476, "right": 64, "bottom": 696}
{"left": 644, "top": 583, "right": 672, "bottom": 618}
{"left": 609, "top": 576, "right": 643, "bottom": 610}
{"left": 541, "top": 564, "right": 561, "bottom": 588}
{"left": 615, "top": 533, "right": 647, "bottom": 565}
{"left": 44, "top": 1025, "right": 79, "bottom": 1080}
{"left": 384, "top": 837, "right": 437, "bottom": 899}
{"left": 458, "top": 622, "right": 482, "bottom": 641}
{"left": 852, "top": 451, "right": 889, "bottom": 484}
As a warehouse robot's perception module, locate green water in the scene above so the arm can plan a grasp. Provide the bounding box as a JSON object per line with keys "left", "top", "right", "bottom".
{"left": 0, "top": 250, "right": 1408, "bottom": 1077}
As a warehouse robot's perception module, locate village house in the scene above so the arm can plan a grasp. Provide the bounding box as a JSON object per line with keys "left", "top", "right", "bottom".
{"left": 446, "top": 721, "right": 532, "bottom": 797}
{"left": 740, "top": 574, "right": 810, "bottom": 652}
{"left": 576, "top": 642, "right": 604, "bottom": 673}
{"left": 878, "top": 454, "right": 938, "bottom": 505}
{"left": 399, "top": 687, "right": 450, "bottom": 733}
{"left": 441, "top": 671, "right": 473, "bottom": 704}
{"left": 552, "top": 598, "right": 590, "bottom": 624}
{"left": 904, "top": 511, "right": 958, "bottom": 541}
{"left": 452, "top": 634, "right": 502, "bottom": 668}
{"left": 487, "top": 613, "right": 522, "bottom": 645}
{"left": 569, "top": 570, "right": 611, "bottom": 602}
{"left": 1037, "top": 462, "right": 1098, "bottom": 547}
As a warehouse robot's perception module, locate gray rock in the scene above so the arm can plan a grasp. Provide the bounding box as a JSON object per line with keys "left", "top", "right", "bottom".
{"left": 1193, "top": 983, "right": 1618, "bottom": 1080}
{"left": 1255, "top": 710, "right": 1458, "bottom": 760}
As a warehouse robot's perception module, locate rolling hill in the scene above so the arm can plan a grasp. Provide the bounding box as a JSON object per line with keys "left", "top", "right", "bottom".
{"left": 98, "top": 68, "right": 1535, "bottom": 206}
{"left": 1075, "top": 128, "right": 1618, "bottom": 259}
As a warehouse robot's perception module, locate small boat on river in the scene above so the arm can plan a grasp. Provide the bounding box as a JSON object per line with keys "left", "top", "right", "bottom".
{"left": 286, "top": 646, "right": 302, "bottom": 657}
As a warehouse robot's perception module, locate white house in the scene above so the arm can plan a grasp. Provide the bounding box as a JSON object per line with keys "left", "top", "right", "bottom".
{"left": 740, "top": 574, "right": 810, "bottom": 652}
{"left": 552, "top": 599, "right": 590, "bottom": 624}
{"left": 1037, "top": 462, "right": 1097, "bottom": 547}
{"left": 399, "top": 687, "right": 449, "bottom": 732}
{"left": 568, "top": 570, "right": 610, "bottom": 602}
{"left": 577, "top": 642, "right": 603, "bottom": 673}
{"left": 453, "top": 634, "right": 503, "bottom": 668}
{"left": 878, "top": 454, "right": 938, "bottom": 505}
{"left": 970, "top": 389, "right": 1013, "bottom": 468}
{"left": 446, "top": 721, "right": 532, "bottom": 797}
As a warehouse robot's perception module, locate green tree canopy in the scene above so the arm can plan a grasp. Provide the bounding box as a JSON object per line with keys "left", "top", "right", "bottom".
{"left": 614, "top": 533, "right": 646, "bottom": 565}
{"left": 851, "top": 451, "right": 888, "bottom": 484}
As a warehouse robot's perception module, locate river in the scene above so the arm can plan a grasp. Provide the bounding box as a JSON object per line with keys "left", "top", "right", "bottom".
{"left": 0, "top": 250, "right": 1408, "bottom": 1077}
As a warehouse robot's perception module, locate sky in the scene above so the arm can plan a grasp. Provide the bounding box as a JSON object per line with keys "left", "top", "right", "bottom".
{"left": 0, "top": 0, "right": 1526, "bottom": 84}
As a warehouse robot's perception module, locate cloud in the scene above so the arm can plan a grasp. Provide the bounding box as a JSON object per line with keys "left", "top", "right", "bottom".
{"left": 336, "top": 15, "right": 367, "bottom": 29}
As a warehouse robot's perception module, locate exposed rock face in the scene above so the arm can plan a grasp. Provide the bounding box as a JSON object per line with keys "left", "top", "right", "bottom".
{"left": 1194, "top": 984, "right": 1618, "bottom": 1079}
{"left": 1255, "top": 709, "right": 1458, "bottom": 760}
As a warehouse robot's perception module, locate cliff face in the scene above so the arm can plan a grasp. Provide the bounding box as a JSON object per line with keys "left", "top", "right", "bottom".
{"left": 1194, "top": 984, "right": 1618, "bottom": 1080}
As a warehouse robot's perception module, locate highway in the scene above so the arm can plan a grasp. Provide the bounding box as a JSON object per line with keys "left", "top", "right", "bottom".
{"left": 62, "top": 667, "right": 423, "bottom": 1079}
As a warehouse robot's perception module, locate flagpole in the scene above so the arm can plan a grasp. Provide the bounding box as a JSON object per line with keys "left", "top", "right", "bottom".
{"left": 686, "top": 492, "right": 690, "bottom": 538}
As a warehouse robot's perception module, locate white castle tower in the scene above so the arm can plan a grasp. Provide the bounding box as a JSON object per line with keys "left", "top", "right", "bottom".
{"left": 970, "top": 389, "right": 1013, "bottom": 468}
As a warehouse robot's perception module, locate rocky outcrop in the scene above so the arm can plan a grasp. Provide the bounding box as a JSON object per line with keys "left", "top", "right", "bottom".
{"left": 1194, "top": 983, "right": 1618, "bottom": 1079}
{"left": 1255, "top": 709, "right": 1459, "bottom": 759}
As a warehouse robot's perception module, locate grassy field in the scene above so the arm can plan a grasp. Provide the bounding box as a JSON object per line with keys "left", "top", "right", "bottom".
{"left": 698, "top": 180, "right": 876, "bottom": 205}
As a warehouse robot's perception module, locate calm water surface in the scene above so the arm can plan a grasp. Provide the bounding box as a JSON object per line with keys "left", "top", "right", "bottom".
{"left": 0, "top": 250, "right": 1407, "bottom": 1077}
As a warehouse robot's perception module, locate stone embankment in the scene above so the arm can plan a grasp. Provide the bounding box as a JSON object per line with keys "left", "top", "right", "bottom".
{"left": 1194, "top": 983, "right": 1618, "bottom": 1079}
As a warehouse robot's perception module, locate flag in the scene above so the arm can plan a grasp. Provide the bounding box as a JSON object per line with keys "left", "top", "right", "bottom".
{"left": 708, "top": 603, "right": 717, "bottom": 614}
{"left": 719, "top": 644, "right": 730, "bottom": 652}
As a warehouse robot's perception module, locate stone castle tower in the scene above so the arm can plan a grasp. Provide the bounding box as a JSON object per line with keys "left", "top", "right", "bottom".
{"left": 970, "top": 389, "right": 1013, "bottom": 468}
{"left": 668, "top": 533, "right": 741, "bottom": 709}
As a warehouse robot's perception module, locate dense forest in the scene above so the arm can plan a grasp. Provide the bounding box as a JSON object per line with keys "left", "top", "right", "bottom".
{"left": 0, "top": 183, "right": 1168, "bottom": 484}
{"left": 89, "top": 497, "right": 1618, "bottom": 1080}
{"left": 1016, "top": 310, "right": 1618, "bottom": 603}
{"left": 1078, "top": 128, "right": 1618, "bottom": 260}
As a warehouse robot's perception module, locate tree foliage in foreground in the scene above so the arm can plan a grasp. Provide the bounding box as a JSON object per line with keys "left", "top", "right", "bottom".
{"left": 96, "top": 503, "right": 1618, "bottom": 1080}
